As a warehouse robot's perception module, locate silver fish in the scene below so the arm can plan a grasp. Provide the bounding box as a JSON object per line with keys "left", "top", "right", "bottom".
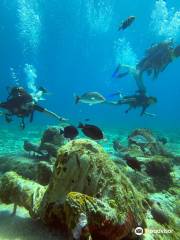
{"left": 75, "top": 92, "right": 106, "bottom": 105}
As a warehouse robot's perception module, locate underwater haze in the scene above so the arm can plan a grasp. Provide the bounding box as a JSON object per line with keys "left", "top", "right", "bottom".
{"left": 0, "top": 0, "right": 180, "bottom": 130}
{"left": 0, "top": 0, "right": 180, "bottom": 240}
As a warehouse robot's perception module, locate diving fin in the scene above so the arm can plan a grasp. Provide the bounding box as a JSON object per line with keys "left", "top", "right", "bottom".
{"left": 112, "top": 64, "right": 121, "bottom": 78}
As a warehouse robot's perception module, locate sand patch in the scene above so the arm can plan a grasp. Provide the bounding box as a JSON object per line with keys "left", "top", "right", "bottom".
{"left": 0, "top": 204, "right": 66, "bottom": 240}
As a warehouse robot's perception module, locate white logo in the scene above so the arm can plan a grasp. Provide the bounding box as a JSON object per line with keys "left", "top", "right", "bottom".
{"left": 135, "top": 227, "right": 144, "bottom": 236}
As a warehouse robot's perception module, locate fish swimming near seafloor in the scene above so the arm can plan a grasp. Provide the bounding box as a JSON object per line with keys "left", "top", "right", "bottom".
{"left": 119, "top": 16, "right": 136, "bottom": 31}
{"left": 60, "top": 125, "right": 79, "bottom": 140}
{"left": 78, "top": 123, "right": 104, "bottom": 140}
{"left": 75, "top": 92, "right": 106, "bottom": 105}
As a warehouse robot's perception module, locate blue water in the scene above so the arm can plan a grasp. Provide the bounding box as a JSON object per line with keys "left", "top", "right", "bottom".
{"left": 0, "top": 2, "right": 180, "bottom": 239}
{"left": 0, "top": 0, "right": 180, "bottom": 131}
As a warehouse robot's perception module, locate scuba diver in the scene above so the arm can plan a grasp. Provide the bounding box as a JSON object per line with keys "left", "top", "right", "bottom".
{"left": 137, "top": 40, "right": 180, "bottom": 79}
{"left": 113, "top": 40, "right": 180, "bottom": 93}
{"left": 0, "top": 86, "right": 67, "bottom": 129}
{"left": 109, "top": 91, "right": 157, "bottom": 116}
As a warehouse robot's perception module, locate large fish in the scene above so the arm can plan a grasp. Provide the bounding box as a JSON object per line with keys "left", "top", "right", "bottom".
{"left": 119, "top": 16, "right": 136, "bottom": 31}
{"left": 78, "top": 123, "right": 104, "bottom": 140}
{"left": 75, "top": 92, "right": 106, "bottom": 105}
{"left": 60, "top": 125, "right": 79, "bottom": 140}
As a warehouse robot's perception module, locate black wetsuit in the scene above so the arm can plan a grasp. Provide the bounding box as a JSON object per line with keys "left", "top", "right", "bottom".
{"left": 137, "top": 41, "right": 174, "bottom": 79}
{"left": 118, "top": 94, "right": 151, "bottom": 115}
{"left": 0, "top": 93, "right": 45, "bottom": 127}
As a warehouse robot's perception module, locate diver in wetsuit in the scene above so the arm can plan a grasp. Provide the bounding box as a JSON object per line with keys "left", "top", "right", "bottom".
{"left": 113, "top": 40, "right": 180, "bottom": 93}
{"left": 0, "top": 86, "right": 67, "bottom": 129}
{"left": 137, "top": 41, "right": 180, "bottom": 79}
{"left": 110, "top": 91, "right": 157, "bottom": 116}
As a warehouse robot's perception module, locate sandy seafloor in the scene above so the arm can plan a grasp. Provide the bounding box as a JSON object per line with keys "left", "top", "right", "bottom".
{"left": 0, "top": 124, "right": 179, "bottom": 240}
{"left": 0, "top": 204, "right": 67, "bottom": 240}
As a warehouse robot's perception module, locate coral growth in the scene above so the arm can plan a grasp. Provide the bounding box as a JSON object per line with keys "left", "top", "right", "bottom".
{"left": 128, "top": 128, "right": 172, "bottom": 157}
{"left": 24, "top": 127, "right": 66, "bottom": 158}
{"left": 114, "top": 128, "right": 175, "bottom": 192}
{"left": 0, "top": 171, "right": 46, "bottom": 218}
{"left": 145, "top": 155, "right": 173, "bottom": 190}
{"left": 0, "top": 139, "right": 146, "bottom": 239}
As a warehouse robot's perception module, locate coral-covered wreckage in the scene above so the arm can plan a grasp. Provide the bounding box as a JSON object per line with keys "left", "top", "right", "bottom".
{"left": 0, "top": 139, "right": 146, "bottom": 240}
{"left": 0, "top": 128, "right": 179, "bottom": 240}
{"left": 111, "top": 128, "right": 179, "bottom": 240}
{"left": 113, "top": 128, "right": 178, "bottom": 191}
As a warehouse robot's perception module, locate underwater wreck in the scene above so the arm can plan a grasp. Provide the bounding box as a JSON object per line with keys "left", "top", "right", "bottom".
{"left": 0, "top": 128, "right": 179, "bottom": 240}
